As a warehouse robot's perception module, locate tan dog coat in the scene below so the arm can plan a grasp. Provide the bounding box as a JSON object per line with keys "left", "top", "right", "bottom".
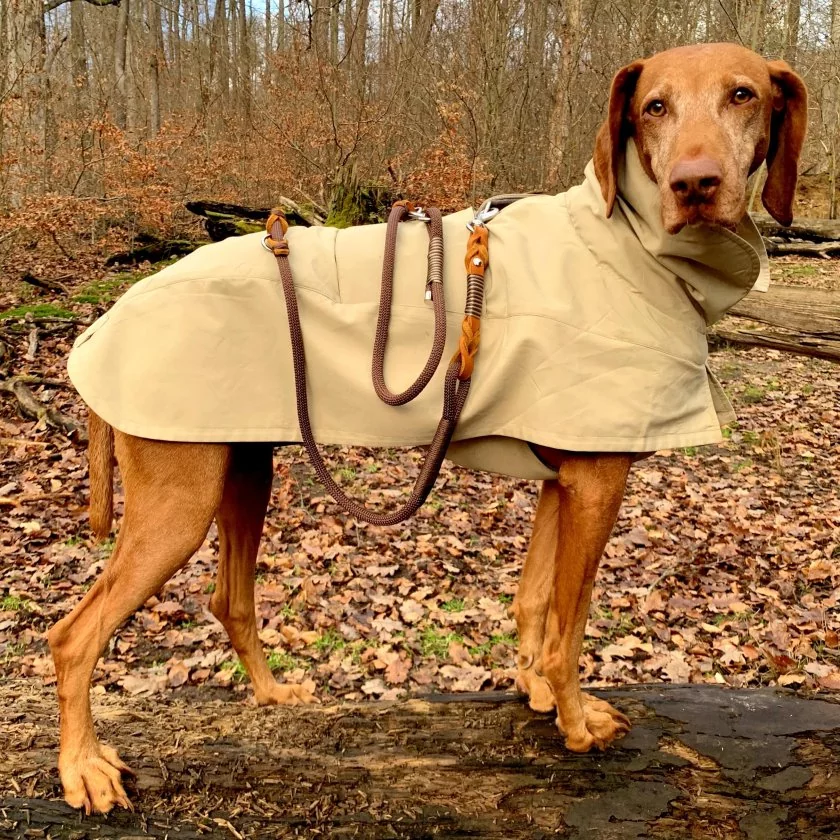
{"left": 68, "top": 142, "right": 769, "bottom": 480}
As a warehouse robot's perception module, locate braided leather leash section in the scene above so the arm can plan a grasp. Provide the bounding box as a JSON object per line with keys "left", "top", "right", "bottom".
{"left": 456, "top": 224, "right": 489, "bottom": 380}
{"left": 267, "top": 206, "right": 477, "bottom": 526}
{"left": 371, "top": 200, "right": 447, "bottom": 406}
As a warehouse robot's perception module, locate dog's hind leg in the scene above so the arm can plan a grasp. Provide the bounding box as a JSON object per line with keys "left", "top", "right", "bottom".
{"left": 210, "top": 444, "right": 317, "bottom": 706}
{"left": 514, "top": 480, "right": 560, "bottom": 713}
{"left": 47, "top": 436, "right": 230, "bottom": 814}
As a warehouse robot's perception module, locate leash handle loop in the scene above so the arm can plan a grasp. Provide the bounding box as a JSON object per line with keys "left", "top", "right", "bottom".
{"left": 371, "top": 201, "right": 447, "bottom": 407}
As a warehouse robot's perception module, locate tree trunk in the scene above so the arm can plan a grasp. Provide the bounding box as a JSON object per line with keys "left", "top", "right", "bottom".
{"left": 147, "top": 0, "right": 163, "bottom": 136}
{"left": 113, "top": 0, "right": 131, "bottom": 131}
{"left": 783, "top": 0, "right": 801, "bottom": 66}
{"left": 827, "top": 0, "right": 840, "bottom": 217}
{"left": 35, "top": 2, "right": 56, "bottom": 191}
{"left": 113, "top": 0, "right": 130, "bottom": 129}
{"left": 237, "top": 0, "right": 250, "bottom": 120}
{"left": 547, "top": 0, "right": 581, "bottom": 186}
{"left": 0, "top": 0, "right": 8, "bottom": 158}
{"left": 748, "top": 0, "right": 767, "bottom": 51}
{"left": 212, "top": 0, "right": 229, "bottom": 109}
{"left": 329, "top": 0, "right": 339, "bottom": 64}
{"left": 408, "top": 0, "right": 439, "bottom": 51}
{"left": 169, "top": 0, "right": 182, "bottom": 92}
{"left": 277, "top": 0, "right": 285, "bottom": 50}
{"left": 69, "top": 0, "right": 88, "bottom": 97}
{"left": 354, "top": 0, "right": 369, "bottom": 94}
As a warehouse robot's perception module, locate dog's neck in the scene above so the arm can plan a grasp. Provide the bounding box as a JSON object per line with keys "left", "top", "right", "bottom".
{"left": 566, "top": 139, "right": 770, "bottom": 325}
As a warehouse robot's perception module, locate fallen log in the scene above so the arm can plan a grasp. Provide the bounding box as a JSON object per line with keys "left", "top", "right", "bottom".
{"left": 711, "top": 327, "right": 840, "bottom": 362}
{"left": 0, "top": 377, "right": 83, "bottom": 438}
{"left": 186, "top": 198, "right": 325, "bottom": 241}
{"left": 20, "top": 272, "right": 71, "bottom": 295}
{"left": 730, "top": 285, "right": 840, "bottom": 336}
{"left": 710, "top": 284, "right": 840, "bottom": 362}
{"left": 2, "top": 679, "right": 838, "bottom": 838}
{"left": 105, "top": 238, "right": 199, "bottom": 266}
{"left": 750, "top": 213, "right": 840, "bottom": 242}
{"left": 764, "top": 240, "right": 840, "bottom": 257}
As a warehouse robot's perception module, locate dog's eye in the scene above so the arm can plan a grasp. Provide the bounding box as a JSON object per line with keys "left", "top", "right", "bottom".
{"left": 732, "top": 87, "right": 755, "bottom": 105}
{"left": 645, "top": 100, "right": 667, "bottom": 117}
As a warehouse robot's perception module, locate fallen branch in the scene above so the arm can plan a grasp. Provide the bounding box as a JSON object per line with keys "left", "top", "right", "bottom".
{"left": 0, "top": 438, "right": 50, "bottom": 448}
{"left": 105, "top": 239, "right": 199, "bottom": 267}
{"left": 0, "top": 491, "right": 74, "bottom": 507}
{"left": 20, "top": 272, "right": 71, "bottom": 295}
{"left": 0, "top": 377, "right": 83, "bottom": 438}
{"left": 1, "top": 316, "right": 87, "bottom": 329}
{"left": 24, "top": 327, "right": 38, "bottom": 362}
{"left": 9, "top": 375, "right": 71, "bottom": 389}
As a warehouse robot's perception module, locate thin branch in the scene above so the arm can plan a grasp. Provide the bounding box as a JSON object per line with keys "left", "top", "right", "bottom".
{"left": 44, "top": 0, "right": 121, "bottom": 12}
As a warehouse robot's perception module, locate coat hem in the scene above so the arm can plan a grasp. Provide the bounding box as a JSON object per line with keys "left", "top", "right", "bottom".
{"left": 88, "top": 412, "right": 725, "bottom": 455}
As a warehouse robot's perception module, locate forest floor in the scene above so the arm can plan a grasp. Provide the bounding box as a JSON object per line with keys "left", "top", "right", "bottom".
{"left": 0, "top": 254, "right": 838, "bottom": 705}
{"left": 0, "top": 248, "right": 838, "bottom": 836}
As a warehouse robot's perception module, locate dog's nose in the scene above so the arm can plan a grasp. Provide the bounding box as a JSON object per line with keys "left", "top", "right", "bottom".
{"left": 669, "top": 158, "right": 723, "bottom": 203}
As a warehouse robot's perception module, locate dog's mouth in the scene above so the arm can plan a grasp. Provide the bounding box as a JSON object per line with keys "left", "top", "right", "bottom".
{"left": 663, "top": 200, "right": 744, "bottom": 235}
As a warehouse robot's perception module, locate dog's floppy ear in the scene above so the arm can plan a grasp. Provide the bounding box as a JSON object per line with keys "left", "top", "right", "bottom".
{"left": 761, "top": 60, "right": 808, "bottom": 226}
{"left": 593, "top": 60, "right": 645, "bottom": 217}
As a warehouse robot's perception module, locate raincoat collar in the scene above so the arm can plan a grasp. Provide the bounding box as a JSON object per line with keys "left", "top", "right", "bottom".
{"left": 574, "top": 139, "right": 770, "bottom": 323}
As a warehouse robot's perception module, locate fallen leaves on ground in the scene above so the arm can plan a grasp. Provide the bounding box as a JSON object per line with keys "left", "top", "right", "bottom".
{"left": 1, "top": 260, "right": 838, "bottom": 706}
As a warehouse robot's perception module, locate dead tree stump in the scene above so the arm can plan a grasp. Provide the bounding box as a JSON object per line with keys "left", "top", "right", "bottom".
{"left": 1, "top": 680, "right": 839, "bottom": 838}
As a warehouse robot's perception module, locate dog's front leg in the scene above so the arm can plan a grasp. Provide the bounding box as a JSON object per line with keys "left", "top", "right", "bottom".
{"left": 540, "top": 452, "right": 632, "bottom": 751}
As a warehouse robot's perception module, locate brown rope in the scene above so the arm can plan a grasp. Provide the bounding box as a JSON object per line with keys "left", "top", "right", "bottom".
{"left": 267, "top": 208, "right": 477, "bottom": 526}
{"left": 371, "top": 203, "right": 446, "bottom": 406}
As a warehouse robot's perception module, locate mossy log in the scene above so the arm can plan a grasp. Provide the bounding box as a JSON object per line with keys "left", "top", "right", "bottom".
{"left": 2, "top": 679, "right": 839, "bottom": 839}
{"left": 186, "top": 199, "right": 326, "bottom": 241}
{"left": 105, "top": 239, "right": 199, "bottom": 266}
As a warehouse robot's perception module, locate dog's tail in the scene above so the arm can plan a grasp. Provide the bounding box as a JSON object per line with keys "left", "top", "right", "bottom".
{"left": 88, "top": 410, "right": 114, "bottom": 539}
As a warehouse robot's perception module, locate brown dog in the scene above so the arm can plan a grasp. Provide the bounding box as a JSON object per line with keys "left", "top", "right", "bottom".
{"left": 48, "top": 43, "right": 806, "bottom": 814}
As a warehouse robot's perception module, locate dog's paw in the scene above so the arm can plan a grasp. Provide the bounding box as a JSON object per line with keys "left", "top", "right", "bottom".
{"left": 59, "top": 742, "right": 134, "bottom": 815}
{"left": 256, "top": 680, "right": 320, "bottom": 707}
{"left": 515, "top": 668, "right": 556, "bottom": 713}
{"left": 558, "top": 694, "right": 631, "bottom": 752}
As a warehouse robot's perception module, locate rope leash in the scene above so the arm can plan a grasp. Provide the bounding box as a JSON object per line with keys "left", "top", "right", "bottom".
{"left": 266, "top": 198, "right": 517, "bottom": 525}
{"left": 371, "top": 200, "right": 447, "bottom": 406}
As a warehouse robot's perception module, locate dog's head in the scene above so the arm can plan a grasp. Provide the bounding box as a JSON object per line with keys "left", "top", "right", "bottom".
{"left": 593, "top": 43, "right": 808, "bottom": 233}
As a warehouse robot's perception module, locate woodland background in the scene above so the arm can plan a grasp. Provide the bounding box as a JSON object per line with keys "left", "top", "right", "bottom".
{"left": 2, "top": 0, "right": 840, "bottom": 274}
{"left": 0, "top": 0, "right": 838, "bottom": 731}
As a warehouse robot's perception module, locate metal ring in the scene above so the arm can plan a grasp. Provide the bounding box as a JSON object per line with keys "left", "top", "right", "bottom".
{"left": 261, "top": 234, "right": 273, "bottom": 252}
